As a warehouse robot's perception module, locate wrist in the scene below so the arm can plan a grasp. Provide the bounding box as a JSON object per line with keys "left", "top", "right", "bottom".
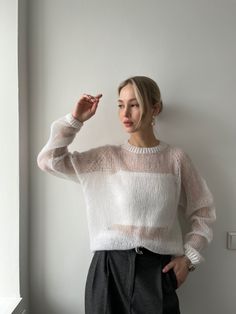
{"left": 183, "top": 255, "right": 196, "bottom": 272}
{"left": 72, "top": 113, "right": 83, "bottom": 122}
{"left": 65, "top": 113, "right": 84, "bottom": 129}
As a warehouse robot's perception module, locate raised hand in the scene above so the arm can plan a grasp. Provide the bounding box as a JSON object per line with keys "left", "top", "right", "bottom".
{"left": 72, "top": 93, "right": 103, "bottom": 123}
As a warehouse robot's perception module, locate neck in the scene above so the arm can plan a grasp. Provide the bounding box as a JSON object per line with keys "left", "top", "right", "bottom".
{"left": 128, "top": 129, "right": 160, "bottom": 147}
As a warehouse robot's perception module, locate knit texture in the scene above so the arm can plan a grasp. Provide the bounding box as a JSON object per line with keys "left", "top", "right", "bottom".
{"left": 37, "top": 113, "right": 216, "bottom": 265}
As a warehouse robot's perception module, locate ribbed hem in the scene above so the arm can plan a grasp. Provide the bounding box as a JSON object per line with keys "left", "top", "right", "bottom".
{"left": 184, "top": 244, "right": 204, "bottom": 265}
{"left": 121, "top": 139, "right": 168, "bottom": 154}
{"left": 65, "top": 113, "right": 84, "bottom": 128}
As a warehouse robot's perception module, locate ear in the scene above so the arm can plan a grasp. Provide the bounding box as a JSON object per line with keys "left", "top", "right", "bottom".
{"left": 152, "top": 103, "right": 162, "bottom": 116}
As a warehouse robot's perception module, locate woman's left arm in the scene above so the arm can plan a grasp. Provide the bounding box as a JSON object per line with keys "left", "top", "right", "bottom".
{"left": 163, "top": 149, "right": 216, "bottom": 287}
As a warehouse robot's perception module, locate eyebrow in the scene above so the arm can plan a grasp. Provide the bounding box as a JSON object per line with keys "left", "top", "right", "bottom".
{"left": 118, "top": 98, "right": 137, "bottom": 103}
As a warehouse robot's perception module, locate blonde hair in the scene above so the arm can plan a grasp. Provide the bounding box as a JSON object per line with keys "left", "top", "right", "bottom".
{"left": 118, "top": 76, "right": 163, "bottom": 129}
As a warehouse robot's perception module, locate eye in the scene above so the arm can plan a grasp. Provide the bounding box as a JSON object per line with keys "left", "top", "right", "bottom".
{"left": 118, "top": 104, "right": 124, "bottom": 108}
{"left": 131, "top": 103, "right": 139, "bottom": 107}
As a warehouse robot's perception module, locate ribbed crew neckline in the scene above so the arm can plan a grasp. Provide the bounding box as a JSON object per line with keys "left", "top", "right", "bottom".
{"left": 121, "top": 139, "right": 168, "bottom": 154}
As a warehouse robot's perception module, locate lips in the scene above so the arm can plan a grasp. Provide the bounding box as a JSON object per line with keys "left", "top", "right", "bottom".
{"left": 123, "top": 121, "right": 133, "bottom": 126}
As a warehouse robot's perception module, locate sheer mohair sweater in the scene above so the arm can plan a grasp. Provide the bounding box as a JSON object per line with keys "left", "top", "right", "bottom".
{"left": 37, "top": 113, "right": 216, "bottom": 265}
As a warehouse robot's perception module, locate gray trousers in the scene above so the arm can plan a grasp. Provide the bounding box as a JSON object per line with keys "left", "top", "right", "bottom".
{"left": 85, "top": 247, "right": 180, "bottom": 314}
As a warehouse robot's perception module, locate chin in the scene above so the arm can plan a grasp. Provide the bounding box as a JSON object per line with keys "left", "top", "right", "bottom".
{"left": 122, "top": 124, "right": 139, "bottom": 133}
{"left": 124, "top": 128, "right": 138, "bottom": 134}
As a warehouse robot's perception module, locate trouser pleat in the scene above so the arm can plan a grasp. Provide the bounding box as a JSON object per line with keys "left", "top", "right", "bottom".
{"left": 85, "top": 248, "right": 180, "bottom": 314}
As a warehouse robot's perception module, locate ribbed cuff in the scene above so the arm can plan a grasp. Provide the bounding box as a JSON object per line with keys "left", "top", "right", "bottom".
{"left": 184, "top": 244, "right": 204, "bottom": 265}
{"left": 65, "top": 113, "right": 84, "bottom": 128}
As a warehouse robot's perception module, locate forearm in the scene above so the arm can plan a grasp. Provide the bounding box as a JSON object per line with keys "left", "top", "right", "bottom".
{"left": 37, "top": 113, "right": 83, "bottom": 169}
{"left": 184, "top": 206, "right": 216, "bottom": 264}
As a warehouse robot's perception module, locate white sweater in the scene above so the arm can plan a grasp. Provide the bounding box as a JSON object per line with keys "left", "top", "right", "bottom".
{"left": 37, "top": 113, "right": 216, "bottom": 265}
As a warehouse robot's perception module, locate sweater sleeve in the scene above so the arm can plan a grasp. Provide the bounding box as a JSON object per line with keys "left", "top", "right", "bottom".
{"left": 177, "top": 150, "right": 216, "bottom": 265}
{"left": 37, "top": 113, "right": 85, "bottom": 183}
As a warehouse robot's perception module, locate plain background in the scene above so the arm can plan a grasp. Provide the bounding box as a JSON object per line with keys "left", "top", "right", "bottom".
{"left": 0, "top": 0, "right": 20, "bottom": 300}
{"left": 27, "top": 0, "right": 236, "bottom": 313}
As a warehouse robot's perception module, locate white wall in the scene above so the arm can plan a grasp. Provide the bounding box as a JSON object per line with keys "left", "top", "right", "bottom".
{"left": 30, "top": 0, "right": 236, "bottom": 313}
{"left": 16, "top": 0, "right": 30, "bottom": 312}
{"left": 0, "top": 1, "right": 29, "bottom": 313}
{"left": 0, "top": 0, "right": 20, "bottom": 302}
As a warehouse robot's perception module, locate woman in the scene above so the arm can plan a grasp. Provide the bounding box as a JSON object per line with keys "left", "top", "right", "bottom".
{"left": 37, "top": 76, "right": 216, "bottom": 314}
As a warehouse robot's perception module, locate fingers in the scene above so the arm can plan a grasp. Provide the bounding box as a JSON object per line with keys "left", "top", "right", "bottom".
{"left": 75, "top": 93, "right": 102, "bottom": 121}
{"left": 162, "top": 257, "right": 190, "bottom": 289}
{"left": 162, "top": 261, "right": 174, "bottom": 273}
{"left": 162, "top": 262, "right": 179, "bottom": 288}
{"left": 82, "top": 93, "right": 103, "bottom": 103}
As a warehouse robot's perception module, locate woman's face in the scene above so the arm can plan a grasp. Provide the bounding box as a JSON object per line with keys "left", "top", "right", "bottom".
{"left": 118, "top": 83, "right": 153, "bottom": 133}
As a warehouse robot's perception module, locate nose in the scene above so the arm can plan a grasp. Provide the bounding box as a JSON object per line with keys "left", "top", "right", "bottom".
{"left": 124, "top": 106, "right": 130, "bottom": 117}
